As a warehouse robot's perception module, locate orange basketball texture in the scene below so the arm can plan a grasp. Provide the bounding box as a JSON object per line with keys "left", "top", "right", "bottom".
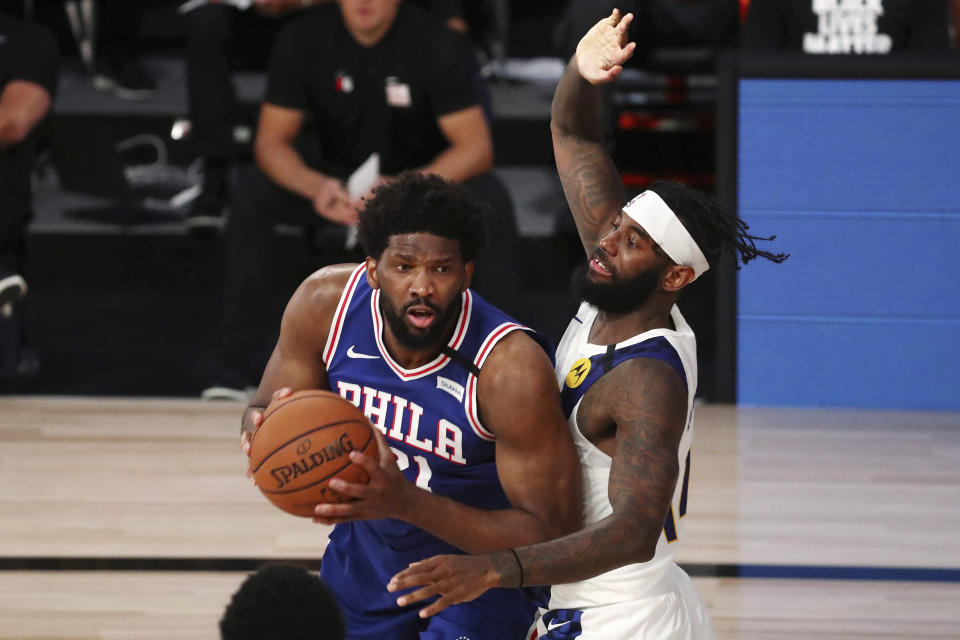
{"left": 248, "top": 390, "right": 374, "bottom": 517}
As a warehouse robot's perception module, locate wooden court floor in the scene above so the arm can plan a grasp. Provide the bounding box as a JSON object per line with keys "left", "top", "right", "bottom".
{"left": 2, "top": 396, "right": 959, "bottom": 639}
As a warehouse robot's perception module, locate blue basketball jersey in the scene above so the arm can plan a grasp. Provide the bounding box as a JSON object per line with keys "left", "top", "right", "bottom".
{"left": 319, "top": 264, "right": 549, "bottom": 638}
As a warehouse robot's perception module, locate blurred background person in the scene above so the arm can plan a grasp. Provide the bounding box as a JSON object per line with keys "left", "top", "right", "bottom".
{"left": 202, "top": 0, "right": 520, "bottom": 399}
{"left": 0, "top": 12, "right": 58, "bottom": 376}
{"left": 91, "top": 0, "right": 157, "bottom": 99}
{"left": 219, "top": 564, "right": 345, "bottom": 640}
{"left": 184, "top": 0, "right": 482, "bottom": 231}
{"left": 184, "top": 0, "right": 330, "bottom": 231}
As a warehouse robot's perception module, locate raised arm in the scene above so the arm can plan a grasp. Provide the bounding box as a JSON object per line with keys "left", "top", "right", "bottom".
{"left": 314, "top": 331, "right": 581, "bottom": 554}
{"left": 551, "top": 9, "right": 635, "bottom": 256}
{"left": 389, "top": 358, "right": 688, "bottom": 617}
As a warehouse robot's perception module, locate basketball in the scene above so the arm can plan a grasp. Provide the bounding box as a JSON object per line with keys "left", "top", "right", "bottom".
{"left": 248, "top": 389, "right": 375, "bottom": 517}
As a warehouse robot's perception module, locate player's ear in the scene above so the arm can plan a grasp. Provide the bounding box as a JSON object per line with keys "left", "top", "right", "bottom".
{"left": 365, "top": 257, "right": 380, "bottom": 289}
{"left": 462, "top": 261, "right": 475, "bottom": 291}
{"left": 662, "top": 265, "right": 695, "bottom": 293}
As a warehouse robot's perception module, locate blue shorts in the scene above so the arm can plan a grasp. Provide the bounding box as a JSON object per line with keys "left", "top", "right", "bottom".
{"left": 321, "top": 529, "right": 542, "bottom": 640}
{"left": 334, "top": 597, "right": 537, "bottom": 640}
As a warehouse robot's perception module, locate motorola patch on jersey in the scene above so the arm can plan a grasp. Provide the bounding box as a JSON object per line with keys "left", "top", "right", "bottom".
{"left": 565, "top": 357, "right": 591, "bottom": 388}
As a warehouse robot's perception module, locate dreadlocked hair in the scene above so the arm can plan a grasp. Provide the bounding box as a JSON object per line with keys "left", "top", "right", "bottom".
{"left": 358, "top": 172, "right": 487, "bottom": 262}
{"left": 648, "top": 181, "right": 789, "bottom": 268}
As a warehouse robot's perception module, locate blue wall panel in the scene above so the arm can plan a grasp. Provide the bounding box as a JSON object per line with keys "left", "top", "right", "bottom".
{"left": 736, "top": 79, "right": 960, "bottom": 408}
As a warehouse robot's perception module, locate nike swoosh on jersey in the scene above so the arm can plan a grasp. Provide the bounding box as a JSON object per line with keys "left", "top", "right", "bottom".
{"left": 547, "top": 619, "right": 571, "bottom": 631}
{"left": 346, "top": 345, "right": 380, "bottom": 360}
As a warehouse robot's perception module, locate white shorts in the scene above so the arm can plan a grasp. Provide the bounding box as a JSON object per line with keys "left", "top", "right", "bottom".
{"left": 532, "top": 565, "right": 714, "bottom": 640}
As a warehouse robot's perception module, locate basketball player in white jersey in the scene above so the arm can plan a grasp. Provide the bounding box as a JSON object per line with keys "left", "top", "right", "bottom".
{"left": 387, "top": 10, "right": 787, "bottom": 639}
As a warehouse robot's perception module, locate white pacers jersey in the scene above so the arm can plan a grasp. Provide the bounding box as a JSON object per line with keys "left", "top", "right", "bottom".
{"left": 535, "top": 302, "right": 712, "bottom": 640}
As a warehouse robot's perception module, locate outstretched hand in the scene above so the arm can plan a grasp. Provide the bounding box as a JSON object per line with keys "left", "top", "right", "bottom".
{"left": 576, "top": 9, "right": 636, "bottom": 86}
{"left": 387, "top": 554, "right": 503, "bottom": 619}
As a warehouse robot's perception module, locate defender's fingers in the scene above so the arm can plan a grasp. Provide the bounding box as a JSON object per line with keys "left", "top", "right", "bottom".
{"left": 418, "top": 593, "right": 460, "bottom": 619}
{"left": 388, "top": 560, "right": 440, "bottom": 591}
{"left": 395, "top": 583, "right": 443, "bottom": 607}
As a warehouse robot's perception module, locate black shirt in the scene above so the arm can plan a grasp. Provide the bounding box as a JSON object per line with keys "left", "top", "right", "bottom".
{"left": 265, "top": 3, "right": 479, "bottom": 180}
{"left": 742, "top": 0, "right": 951, "bottom": 53}
{"left": 0, "top": 14, "right": 58, "bottom": 202}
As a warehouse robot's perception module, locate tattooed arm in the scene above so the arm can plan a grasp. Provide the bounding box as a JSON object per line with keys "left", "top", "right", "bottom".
{"left": 388, "top": 358, "right": 688, "bottom": 617}
{"left": 551, "top": 9, "right": 636, "bottom": 257}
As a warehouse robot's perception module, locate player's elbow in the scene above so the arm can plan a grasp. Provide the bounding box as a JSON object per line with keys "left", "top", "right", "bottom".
{"left": 253, "top": 137, "right": 275, "bottom": 172}
{"left": 467, "top": 136, "right": 493, "bottom": 176}
{"left": 631, "top": 536, "right": 659, "bottom": 564}
{"left": 520, "top": 471, "right": 582, "bottom": 542}
{"left": 621, "top": 527, "right": 659, "bottom": 565}
{"left": 609, "top": 513, "right": 663, "bottom": 565}
{"left": 0, "top": 118, "right": 30, "bottom": 146}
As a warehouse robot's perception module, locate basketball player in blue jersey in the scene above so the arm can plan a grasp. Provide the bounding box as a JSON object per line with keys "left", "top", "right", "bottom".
{"left": 239, "top": 172, "right": 582, "bottom": 640}
{"left": 388, "top": 10, "right": 787, "bottom": 639}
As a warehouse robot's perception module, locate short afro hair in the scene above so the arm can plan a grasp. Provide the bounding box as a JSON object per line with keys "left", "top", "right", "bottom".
{"left": 219, "top": 564, "right": 345, "bottom": 640}
{"left": 357, "top": 172, "right": 487, "bottom": 262}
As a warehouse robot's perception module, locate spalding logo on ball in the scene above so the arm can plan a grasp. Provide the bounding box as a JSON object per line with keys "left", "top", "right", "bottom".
{"left": 248, "top": 389, "right": 375, "bottom": 517}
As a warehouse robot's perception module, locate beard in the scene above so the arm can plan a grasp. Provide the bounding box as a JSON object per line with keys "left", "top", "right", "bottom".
{"left": 378, "top": 292, "right": 461, "bottom": 351}
{"left": 571, "top": 252, "right": 662, "bottom": 315}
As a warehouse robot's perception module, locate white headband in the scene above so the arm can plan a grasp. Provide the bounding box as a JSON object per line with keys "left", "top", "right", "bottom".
{"left": 621, "top": 190, "right": 710, "bottom": 280}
